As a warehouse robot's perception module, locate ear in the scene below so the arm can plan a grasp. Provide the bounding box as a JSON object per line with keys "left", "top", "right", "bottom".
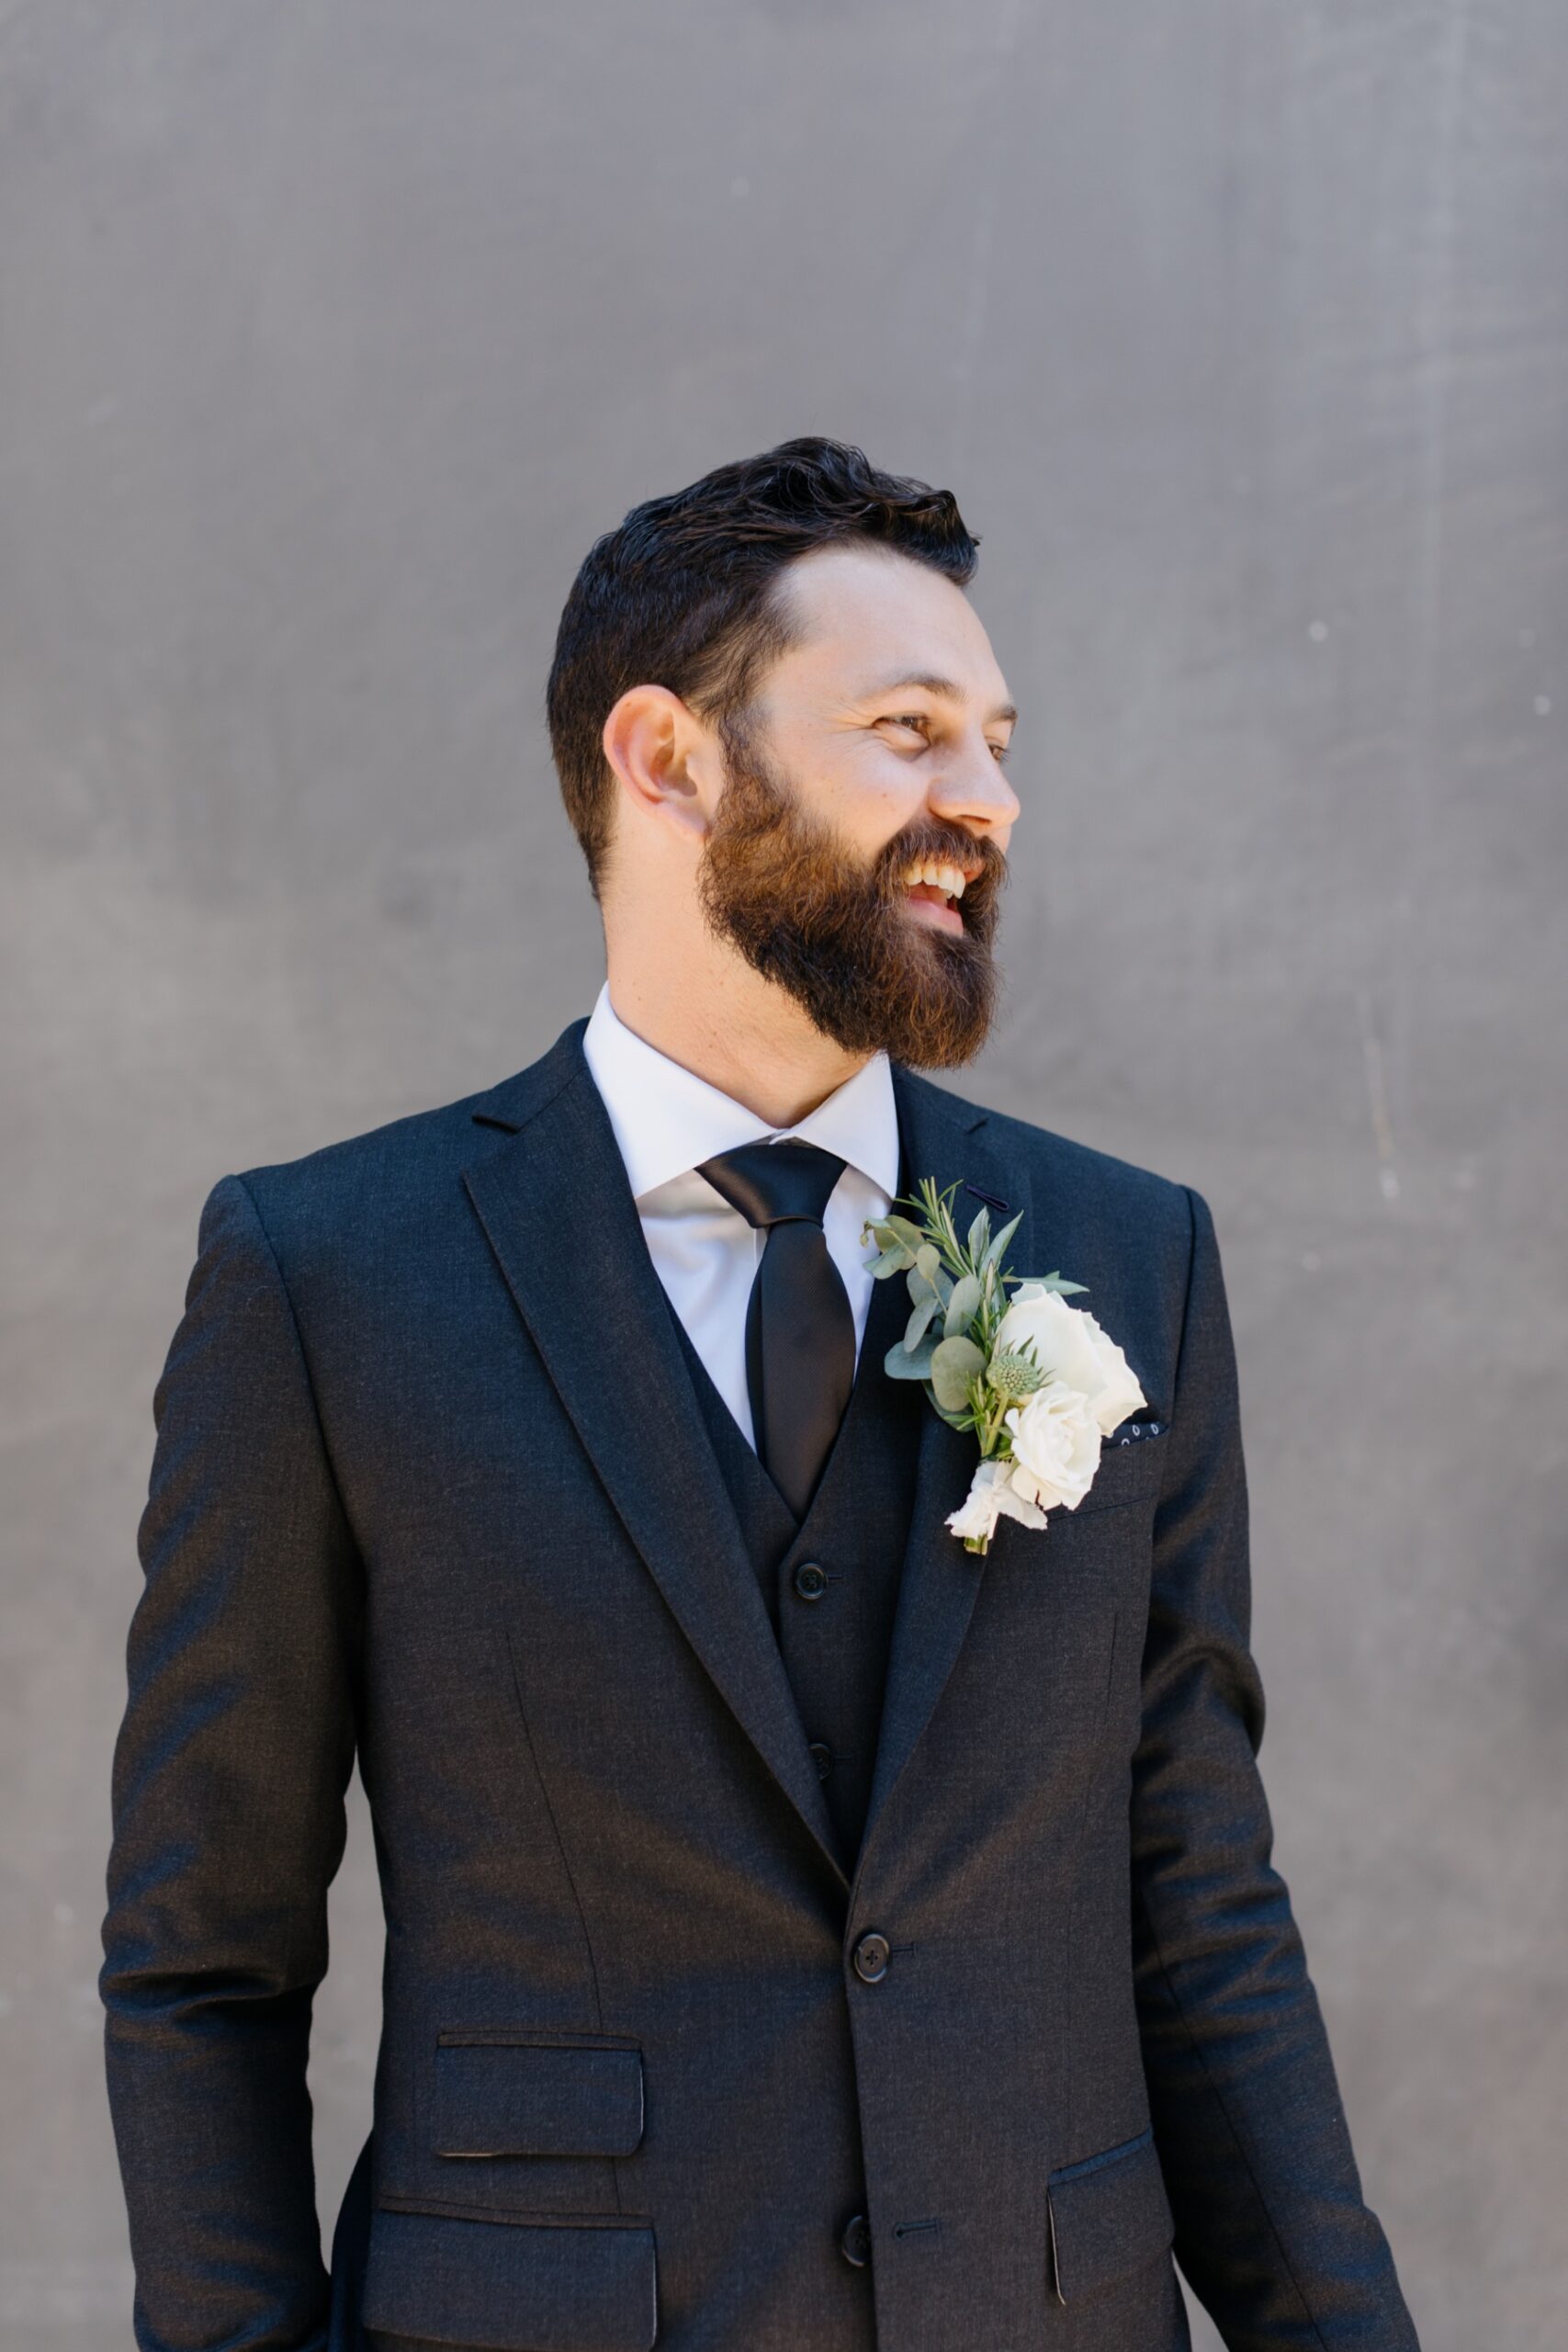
{"left": 602, "top": 684, "right": 723, "bottom": 845}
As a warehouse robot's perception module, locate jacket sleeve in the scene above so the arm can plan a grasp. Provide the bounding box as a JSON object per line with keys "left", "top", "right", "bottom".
{"left": 1131, "top": 1184, "right": 1420, "bottom": 2349}
{"left": 100, "top": 1172, "right": 364, "bottom": 2352}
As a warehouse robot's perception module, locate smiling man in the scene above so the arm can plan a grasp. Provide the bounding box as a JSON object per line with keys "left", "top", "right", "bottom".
{"left": 101, "top": 439, "right": 1418, "bottom": 2352}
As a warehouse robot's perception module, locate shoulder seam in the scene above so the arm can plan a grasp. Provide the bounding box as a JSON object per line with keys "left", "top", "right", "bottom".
{"left": 227, "top": 1172, "right": 365, "bottom": 1568}
{"left": 1157, "top": 1185, "right": 1205, "bottom": 1504}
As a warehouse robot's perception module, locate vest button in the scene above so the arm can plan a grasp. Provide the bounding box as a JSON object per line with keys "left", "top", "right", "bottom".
{"left": 793, "top": 1560, "right": 829, "bottom": 1601}
{"left": 840, "top": 2211, "right": 871, "bottom": 2267}
{"left": 808, "top": 1741, "right": 834, "bottom": 1781}
{"left": 852, "top": 1930, "right": 891, "bottom": 1984}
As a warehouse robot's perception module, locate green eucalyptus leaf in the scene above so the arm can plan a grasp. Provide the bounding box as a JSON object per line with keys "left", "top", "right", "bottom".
{"left": 943, "top": 1272, "right": 982, "bottom": 1337}
{"left": 905, "top": 1295, "right": 940, "bottom": 1351}
{"left": 864, "top": 1216, "right": 921, "bottom": 1261}
{"left": 864, "top": 1245, "right": 912, "bottom": 1280}
{"left": 920, "top": 1378, "right": 973, "bottom": 1429}
{"left": 913, "top": 1244, "right": 953, "bottom": 1306}
{"left": 930, "top": 1333, "right": 987, "bottom": 1414}
{"left": 885, "top": 1337, "right": 937, "bottom": 1380}
{"left": 965, "top": 1204, "right": 991, "bottom": 1261}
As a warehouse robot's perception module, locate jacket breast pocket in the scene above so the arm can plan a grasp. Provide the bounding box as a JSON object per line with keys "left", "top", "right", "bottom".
{"left": 1046, "top": 2125, "right": 1174, "bottom": 2305}
{"left": 363, "top": 2203, "right": 657, "bottom": 2351}
{"left": 1066, "top": 1425, "right": 1170, "bottom": 1519}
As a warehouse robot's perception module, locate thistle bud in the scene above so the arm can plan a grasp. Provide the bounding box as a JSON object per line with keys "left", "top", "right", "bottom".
{"left": 986, "top": 1348, "right": 1044, "bottom": 1401}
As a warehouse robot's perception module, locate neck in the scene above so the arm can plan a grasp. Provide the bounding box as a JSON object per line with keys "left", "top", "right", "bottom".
{"left": 602, "top": 934, "right": 874, "bottom": 1130}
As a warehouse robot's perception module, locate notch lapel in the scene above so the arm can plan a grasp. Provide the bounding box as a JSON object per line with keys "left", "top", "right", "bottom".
{"left": 855, "top": 1066, "right": 1031, "bottom": 1871}
{"left": 460, "top": 1023, "right": 845, "bottom": 1889}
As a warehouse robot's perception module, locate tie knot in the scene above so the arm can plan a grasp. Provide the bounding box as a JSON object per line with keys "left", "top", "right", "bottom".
{"left": 697, "top": 1137, "right": 847, "bottom": 1230}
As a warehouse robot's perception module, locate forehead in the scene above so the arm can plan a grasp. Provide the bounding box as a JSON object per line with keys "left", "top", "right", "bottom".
{"left": 767, "top": 542, "right": 1009, "bottom": 707}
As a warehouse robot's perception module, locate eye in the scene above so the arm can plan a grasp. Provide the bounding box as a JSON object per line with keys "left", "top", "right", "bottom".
{"left": 989, "top": 740, "right": 1011, "bottom": 763}
{"left": 881, "top": 713, "right": 931, "bottom": 741}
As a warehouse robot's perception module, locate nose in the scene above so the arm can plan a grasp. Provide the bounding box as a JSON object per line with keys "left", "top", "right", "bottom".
{"left": 926, "top": 737, "right": 1020, "bottom": 841}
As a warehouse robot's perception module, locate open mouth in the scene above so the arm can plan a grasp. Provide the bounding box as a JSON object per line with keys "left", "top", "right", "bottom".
{"left": 900, "top": 856, "right": 976, "bottom": 934}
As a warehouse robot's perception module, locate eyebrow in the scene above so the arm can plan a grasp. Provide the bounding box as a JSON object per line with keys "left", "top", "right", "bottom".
{"left": 858, "top": 670, "right": 1018, "bottom": 726}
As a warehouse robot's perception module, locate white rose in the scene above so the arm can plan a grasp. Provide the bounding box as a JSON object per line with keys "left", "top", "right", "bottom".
{"left": 991, "top": 1285, "right": 1146, "bottom": 1439}
{"left": 1003, "top": 1381, "right": 1103, "bottom": 1513}
{"left": 945, "top": 1456, "right": 1052, "bottom": 1544}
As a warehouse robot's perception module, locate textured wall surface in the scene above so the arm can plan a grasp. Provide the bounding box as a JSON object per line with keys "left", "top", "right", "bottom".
{"left": 4, "top": 5, "right": 1564, "bottom": 2346}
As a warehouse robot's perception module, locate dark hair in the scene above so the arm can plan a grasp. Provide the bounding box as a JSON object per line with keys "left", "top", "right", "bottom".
{"left": 545, "top": 435, "right": 979, "bottom": 895}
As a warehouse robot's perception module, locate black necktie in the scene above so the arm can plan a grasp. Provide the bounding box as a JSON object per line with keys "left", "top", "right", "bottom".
{"left": 696, "top": 1138, "right": 856, "bottom": 1520}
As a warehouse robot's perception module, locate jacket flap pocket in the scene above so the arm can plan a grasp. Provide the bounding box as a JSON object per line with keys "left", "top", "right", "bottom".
{"left": 364, "top": 2206, "right": 657, "bottom": 2351}
{"left": 1047, "top": 2127, "right": 1173, "bottom": 2304}
{"left": 434, "top": 2035, "right": 645, "bottom": 2158}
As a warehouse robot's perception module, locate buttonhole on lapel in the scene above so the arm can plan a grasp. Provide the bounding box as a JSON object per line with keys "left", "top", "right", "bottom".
{"left": 962, "top": 1182, "right": 1010, "bottom": 1216}
{"left": 893, "top": 2217, "right": 940, "bottom": 2239}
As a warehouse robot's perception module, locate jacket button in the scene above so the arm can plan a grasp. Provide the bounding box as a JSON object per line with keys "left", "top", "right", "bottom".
{"left": 852, "top": 1930, "right": 891, "bottom": 1983}
{"left": 793, "top": 1560, "right": 829, "bottom": 1601}
{"left": 808, "top": 1741, "right": 834, "bottom": 1781}
{"left": 840, "top": 2211, "right": 871, "bottom": 2267}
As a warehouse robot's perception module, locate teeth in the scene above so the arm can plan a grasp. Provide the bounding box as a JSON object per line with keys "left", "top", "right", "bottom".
{"left": 903, "top": 858, "right": 969, "bottom": 899}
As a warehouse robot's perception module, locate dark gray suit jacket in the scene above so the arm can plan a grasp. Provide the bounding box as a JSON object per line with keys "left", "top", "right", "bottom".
{"left": 100, "top": 1017, "right": 1419, "bottom": 2352}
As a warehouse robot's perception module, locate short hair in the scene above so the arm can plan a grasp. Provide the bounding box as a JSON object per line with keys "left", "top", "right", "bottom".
{"left": 545, "top": 435, "right": 979, "bottom": 896}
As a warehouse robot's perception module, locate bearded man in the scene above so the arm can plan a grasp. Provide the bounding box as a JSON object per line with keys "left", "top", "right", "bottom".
{"left": 100, "top": 439, "right": 1419, "bottom": 2352}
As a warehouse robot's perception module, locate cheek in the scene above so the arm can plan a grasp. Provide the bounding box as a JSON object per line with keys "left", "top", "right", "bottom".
{"left": 813, "top": 747, "right": 929, "bottom": 854}
{"left": 764, "top": 712, "right": 930, "bottom": 862}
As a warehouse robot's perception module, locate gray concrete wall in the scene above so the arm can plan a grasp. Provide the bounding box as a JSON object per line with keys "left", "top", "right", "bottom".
{"left": 4, "top": 5, "right": 1563, "bottom": 2345}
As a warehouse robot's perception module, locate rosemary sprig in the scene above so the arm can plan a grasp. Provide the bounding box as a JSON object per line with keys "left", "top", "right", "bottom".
{"left": 861, "top": 1179, "right": 1086, "bottom": 1453}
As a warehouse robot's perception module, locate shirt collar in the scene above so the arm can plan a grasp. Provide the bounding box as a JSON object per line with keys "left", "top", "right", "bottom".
{"left": 581, "top": 980, "right": 900, "bottom": 1204}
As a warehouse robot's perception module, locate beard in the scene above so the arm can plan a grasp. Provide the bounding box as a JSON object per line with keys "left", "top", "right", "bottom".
{"left": 695, "top": 722, "right": 1007, "bottom": 1069}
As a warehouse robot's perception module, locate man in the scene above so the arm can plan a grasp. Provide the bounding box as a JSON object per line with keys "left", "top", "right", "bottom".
{"left": 101, "top": 438, "right": 1419, "bottom": 2352}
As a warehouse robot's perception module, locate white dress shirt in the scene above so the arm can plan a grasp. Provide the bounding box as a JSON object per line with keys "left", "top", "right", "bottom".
{"left": 581, "top": 981, "right": 900, "bottom": 1453}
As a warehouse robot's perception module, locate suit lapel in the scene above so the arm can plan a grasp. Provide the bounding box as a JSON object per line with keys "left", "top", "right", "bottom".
{"left": 459, "top": 1021, "right": 1030, "bottom": 1894}
{"left": 855, "top": 1065, "right": 1030, "bottom": 1871}
{"left": 460, "top": 1022, "right": 846, "bottom": 1889}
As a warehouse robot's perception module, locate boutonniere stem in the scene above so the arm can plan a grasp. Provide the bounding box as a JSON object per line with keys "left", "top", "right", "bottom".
{"left": 862, "top": 1178, "right": 1147, "bottom": 1555}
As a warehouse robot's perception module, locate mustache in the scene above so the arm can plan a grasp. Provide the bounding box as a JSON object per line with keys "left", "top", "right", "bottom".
{"left": 873, "top": 820, "right": 1010, "bottom": 932}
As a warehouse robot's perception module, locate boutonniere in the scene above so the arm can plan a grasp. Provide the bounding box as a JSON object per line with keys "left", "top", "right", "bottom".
{"left": 861, "top": 1178, "right": 1148, "bottom": 1555}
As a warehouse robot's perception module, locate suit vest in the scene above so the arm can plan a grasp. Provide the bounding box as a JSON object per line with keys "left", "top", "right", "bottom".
{"left": 665, "top": 1251, "right": 925, "bottom": 1874}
